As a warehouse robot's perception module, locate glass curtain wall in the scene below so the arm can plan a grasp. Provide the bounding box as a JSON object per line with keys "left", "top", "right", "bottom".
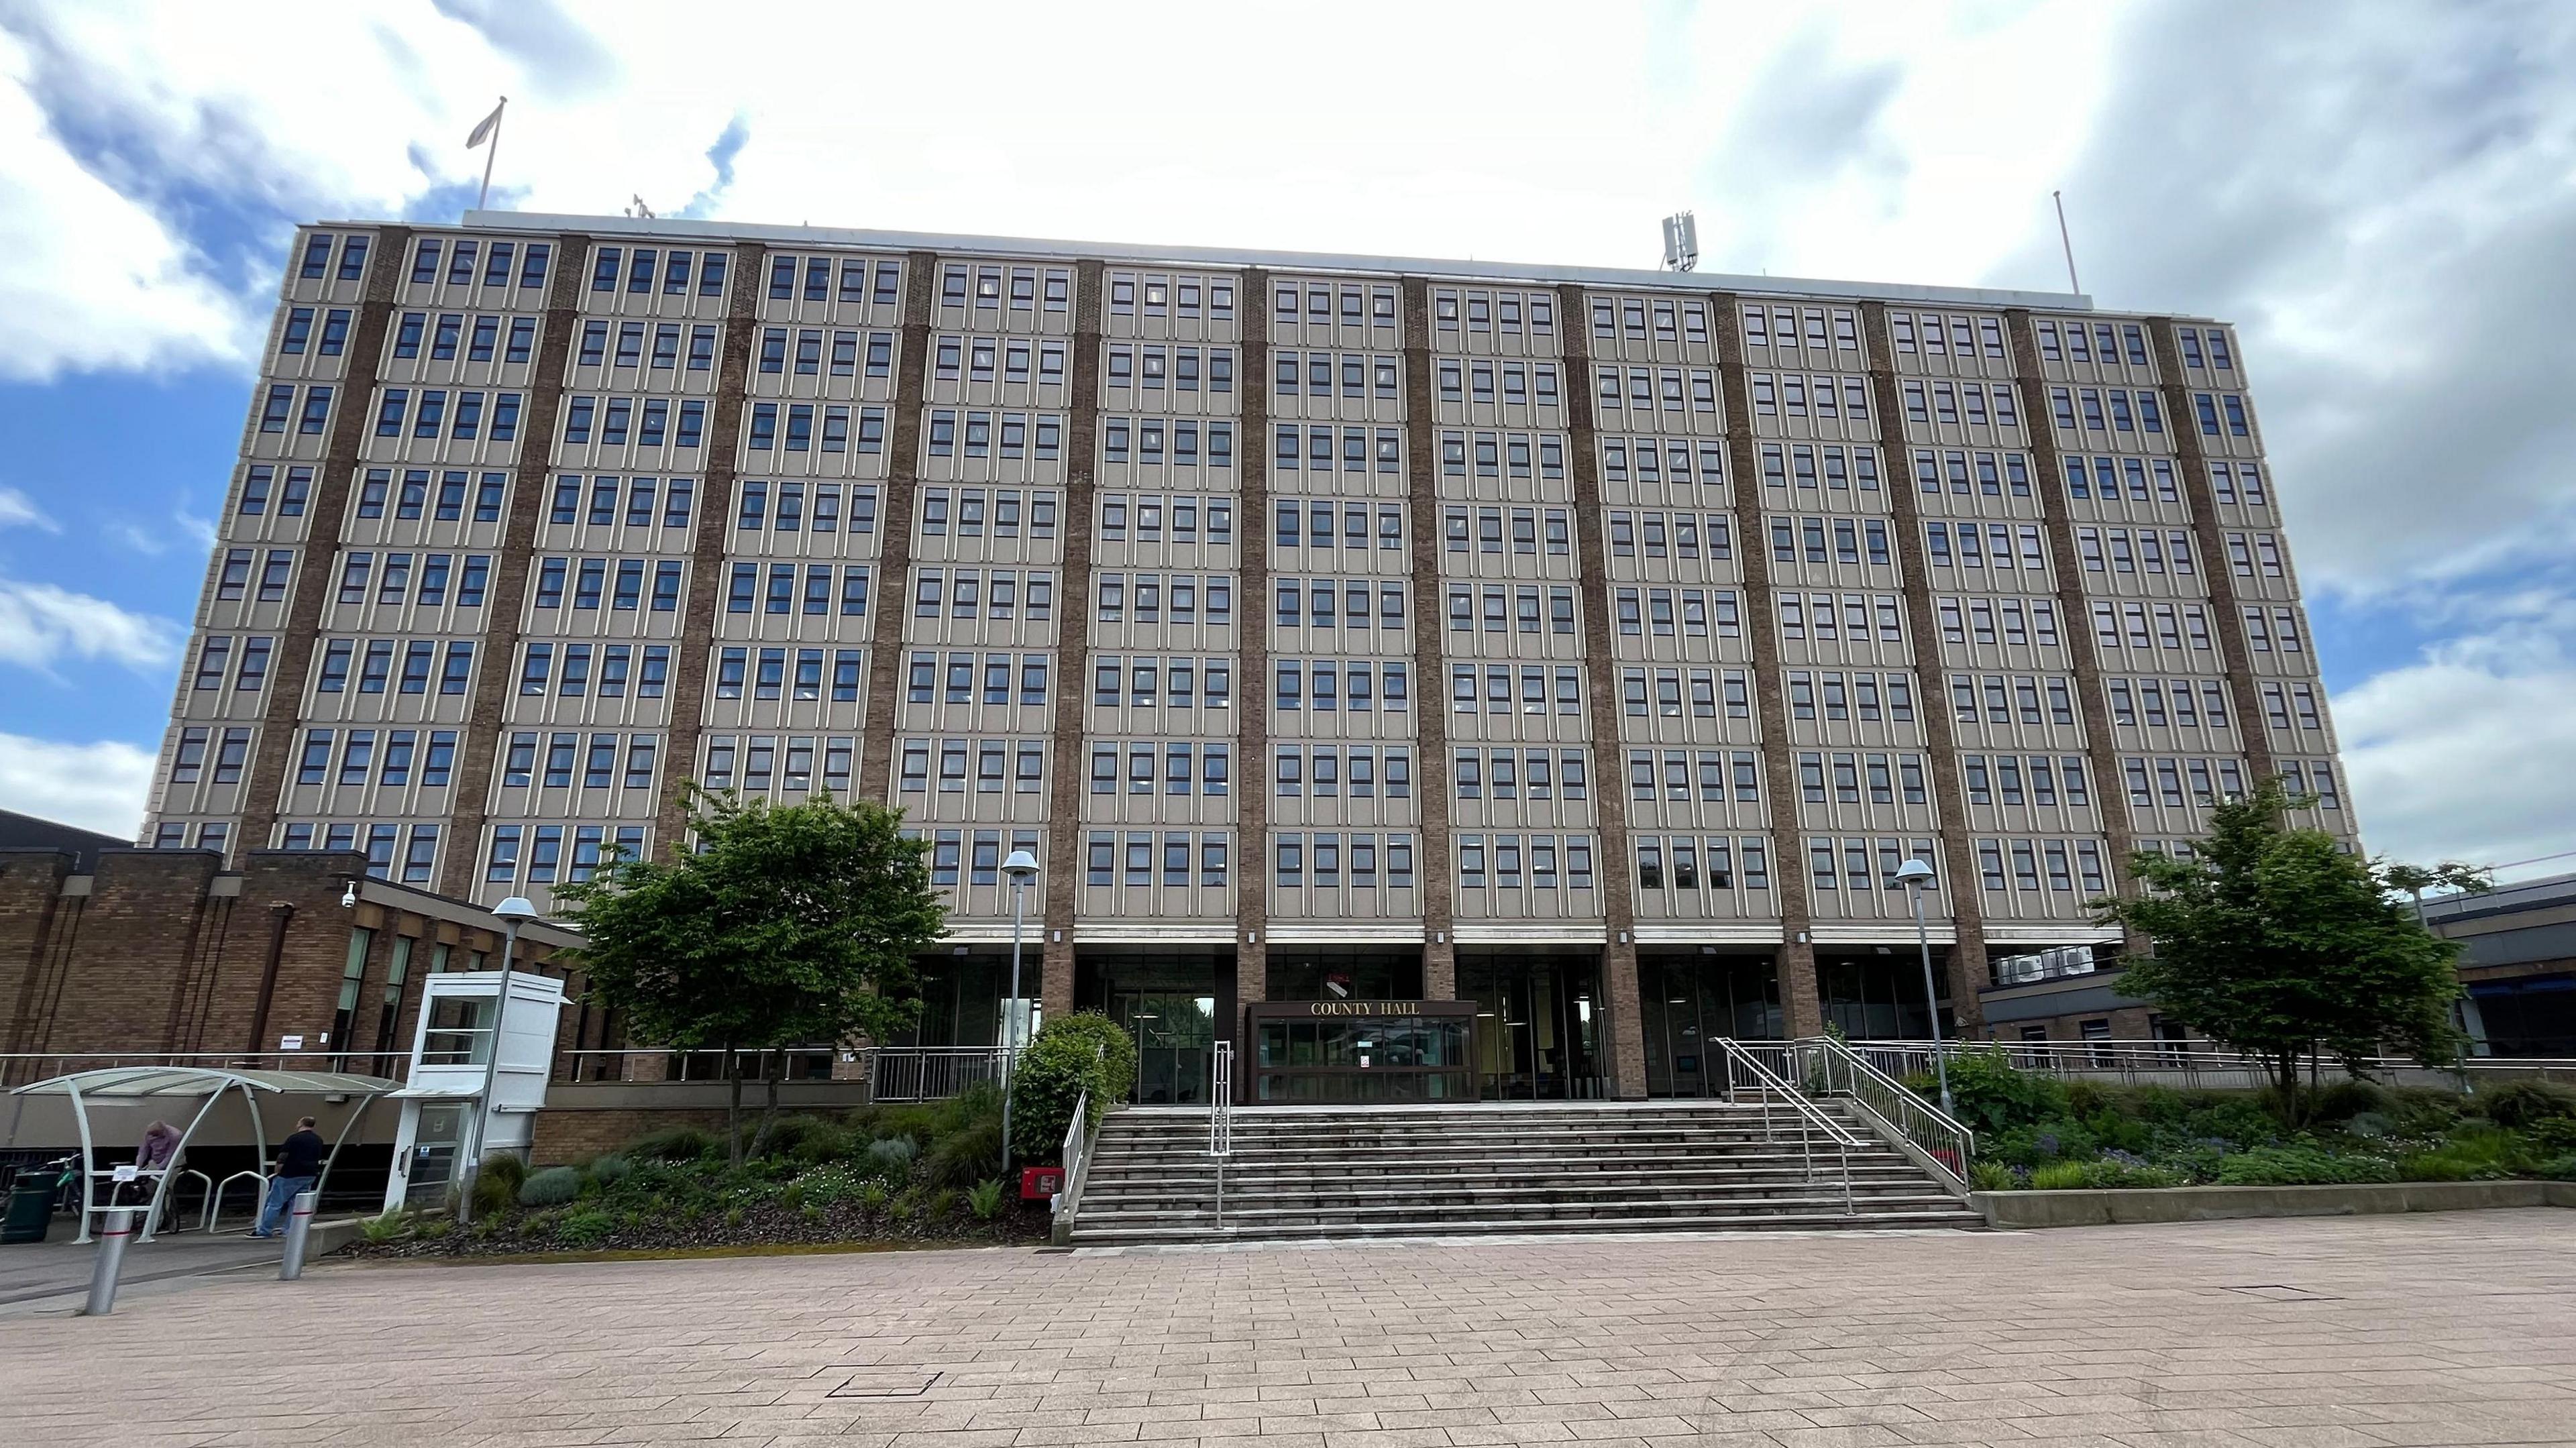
{"left": 1638, "top": 951, "right": 1782, "bottom": 1097}
{"left": 1458, "top": 950, "right": 1605, "bottom": 1099}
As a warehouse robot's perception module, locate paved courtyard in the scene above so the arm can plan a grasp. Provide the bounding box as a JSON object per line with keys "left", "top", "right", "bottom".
{"left": 4, "top": 1211, "right": 2573, "bottom": 1447}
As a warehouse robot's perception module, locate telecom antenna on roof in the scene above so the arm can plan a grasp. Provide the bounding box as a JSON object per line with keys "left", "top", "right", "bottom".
{"left": 626, "top": 195, "right": 657, "bottom": 219}
{"left": 1660, "top": 211, "right": 1699, "bottom": 272}
{"left": 2052, "top": 190, "right": 2080, "bottom": 294}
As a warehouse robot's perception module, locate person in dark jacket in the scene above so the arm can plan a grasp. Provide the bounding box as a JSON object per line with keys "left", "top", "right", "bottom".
{"left": 252, "top": 1117, "right": 327, "bottom": 1237}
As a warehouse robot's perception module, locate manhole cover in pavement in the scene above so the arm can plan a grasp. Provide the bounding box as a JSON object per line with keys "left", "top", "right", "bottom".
{"left": 827, "top": 1369, "right": 942, "bottom": 1398}
{"left": 2224, "top": 1284, "right": 2339, "bottom": 1302}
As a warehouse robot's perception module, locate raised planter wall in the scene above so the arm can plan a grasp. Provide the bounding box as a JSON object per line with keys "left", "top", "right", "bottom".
{"left": 1975, "top": 1179, "right": 2576, "bottom": 1229}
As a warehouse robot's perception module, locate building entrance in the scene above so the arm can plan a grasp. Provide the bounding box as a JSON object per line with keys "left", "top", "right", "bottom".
{"left": 1112, "top": 990, "right": 1217, "bottom": 1104}
{"left": 1640, "top": 951, "right": 1783, "bottom": 1097}
{"left": 1459, "top": 951, "right": 1606, "bottom": 1099}
{"left": 1247, "top": 1001, "right": 1476, "bottom": 1102}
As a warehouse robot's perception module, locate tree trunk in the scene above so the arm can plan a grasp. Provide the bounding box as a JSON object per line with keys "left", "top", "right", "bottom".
{"left": 749, "top": 1046, "right": 785, "bottom": 1158}
{"left": 724, "top": 1044, "right": 744, "bottom": 1166}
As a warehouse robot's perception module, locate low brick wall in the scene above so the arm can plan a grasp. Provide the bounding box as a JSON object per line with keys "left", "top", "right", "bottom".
{"left": 1974, "top": 1179, "right": 2576, "bottom": 1229}
{"left": 531, "top": 1080, "right": 875, "bottom": 1164}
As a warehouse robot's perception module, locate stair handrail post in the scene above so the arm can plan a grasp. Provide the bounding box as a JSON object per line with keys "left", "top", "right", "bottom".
{"left": 1209, "top": 1039, "right": 1234, "bottom": 1231}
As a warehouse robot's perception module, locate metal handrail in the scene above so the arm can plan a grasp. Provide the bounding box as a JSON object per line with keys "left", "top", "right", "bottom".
{"left": 1712, "top": 1038, "right": 1858, "bottom": 1215}
{"left": 1051, "top": 1087, "right": 1093, "bottom": 1231}
{"left": 1209, "top": 1040, "right": 1234, "bottom": 1231}
{"left": 1799, "top": 1036, "right": 1974, "bottom": 1196}
{"left": 1850, "top": 1038, "right": 2576, "bottom": 1087}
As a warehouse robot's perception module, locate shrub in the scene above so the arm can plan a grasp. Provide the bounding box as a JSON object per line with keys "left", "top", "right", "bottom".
{"left": 1008, "top": 1011, "right": 1142, "bottom": 1163}
{"left": 2475, "top": 1080, "right": 2576, "bottom": 1129}
{"left": 2311, "top": 1079, "right": 2394, "bottom": 1123}
{"left": 967, "top": 1178, "right": 1006, "bottom": 1220}
{"left": 417, "top": 1215, "right": 453, "bottom": 1240}
{"left": 555, "top": 1209, "right": 617, "bottom": 1247}
{"left": 926, "top": 1118, "right": 1003, "bottom": 1188}
{"left": 2343, "top": 1111, "right": 2395, "bottom": 1141}
{"left": 2027, "top": 1162, "right": 2093, "bottom": 1190}
{"left": 588, "top": 1154, "right": 634, "bottom": 1188}
{"left": 2388, "top": 1087, "right": 2468, "bottom": 1137}
{"left": 2400, "top": 1123, "right": 2528, "bottom": 1182}
{"left": 2216, "top": 1146, "right": 2396, "bottom": 1186}
{"left": 761, "top": 1115, "right": 853, "bottom": 1164}
{"left": 865, "top": 1134, "right": 920, "bottom": 1176}
{"left": 859, "top": 1180, "right": 891, "bottom": 1213}
{"left": 625, "top": 1125, "right": 719, "bottom": 1162}
{"left": 2539, "top": 1153, "right": 2576, "bottom": 1182}
{"left": 1968, "top": 1160, "right": 2019, "bottom": 1192}
{"left": 2529, "top": 1117, "right": 2576, "bottom": 1153}
{"left": 1989, "top": 1119, "right": 2100, "bottom": 1169}
{"left": 928, "top": 1187, "right": 960, "bottom": 1219}
{"left": 360, "top": 1208, "right": 417, "bottom": 1243}
{"left": 519, "top": 1165, "right": 583, "bottom": 1207}
{"left": 1933, "top": 1048, "right": 2071, "bottom": 1136}
{"left": 469, "top": 1153, "right": 527, "bottom": 1216}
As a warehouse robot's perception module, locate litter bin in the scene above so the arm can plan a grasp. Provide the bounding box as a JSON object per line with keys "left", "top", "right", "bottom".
{"left": 3, "top": 1172, "right": 56, "bottom": 1244}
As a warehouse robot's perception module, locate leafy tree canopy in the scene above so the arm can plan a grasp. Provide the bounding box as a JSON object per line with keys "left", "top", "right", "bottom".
{"left": 2094, "top": 782, "right": 2478, "bottom": 1117}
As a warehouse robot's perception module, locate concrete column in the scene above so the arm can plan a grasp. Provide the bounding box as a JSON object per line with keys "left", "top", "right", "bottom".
{"left": 1038, "top": 260, "right": 1108, "bottom": 1021}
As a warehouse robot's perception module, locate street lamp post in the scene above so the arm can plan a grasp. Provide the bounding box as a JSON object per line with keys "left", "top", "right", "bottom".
{"left": 999, "top": 850, "right": 1039, "bottom": 1184}
{"left": 459, "top": 895, "right": 540, "bottom": 1225}
{"left": 1890, "top": 859, "right": 1955, "bottom": 1118}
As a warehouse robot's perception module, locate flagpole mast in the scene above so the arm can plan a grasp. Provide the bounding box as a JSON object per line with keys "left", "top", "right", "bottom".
{"left": 476, "top": 97, "right": 507, "bottom": 212}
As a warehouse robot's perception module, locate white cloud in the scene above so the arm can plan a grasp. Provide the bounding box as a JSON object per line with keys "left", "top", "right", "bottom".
{"left": 0, "top": 578, "right": 184, "bottom": 672}
{"left": 0, "top": 730, "right": 151, "bottom": 837}
{"left": 0, "top": 486, "right": 55, "bottom": 531}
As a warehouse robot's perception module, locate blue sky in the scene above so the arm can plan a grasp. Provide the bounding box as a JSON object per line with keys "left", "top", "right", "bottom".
{"left": 1, "top": 0, "right": 2571, "bottom": 879}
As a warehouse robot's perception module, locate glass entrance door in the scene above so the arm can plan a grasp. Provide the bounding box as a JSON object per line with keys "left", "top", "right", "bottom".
{"left": 1113, "top": 991, "right": 1216, "bottom": 1103}
{"left": 1462, "top": 954, "right": 1605, "bottom": 1099}
{"left": 404, "top": 1103, "right": 466, "bottom": 1207}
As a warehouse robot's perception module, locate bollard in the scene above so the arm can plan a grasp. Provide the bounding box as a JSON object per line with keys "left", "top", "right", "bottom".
{"left": 83, "top": 1207, "right": 134, "bottom": 1316}
{"left": 278, "top": 1190, "right": 319, "bottom": 1281}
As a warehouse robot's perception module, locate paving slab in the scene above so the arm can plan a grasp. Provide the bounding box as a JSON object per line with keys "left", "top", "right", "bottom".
{"left": 2, "top": 1212, "right": 2573, "bottom": 1446}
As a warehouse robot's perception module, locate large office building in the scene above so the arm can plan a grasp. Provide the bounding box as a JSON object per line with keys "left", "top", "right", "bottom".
{"left": 140, "top": 211, "right": 2355, "bottom": 1102}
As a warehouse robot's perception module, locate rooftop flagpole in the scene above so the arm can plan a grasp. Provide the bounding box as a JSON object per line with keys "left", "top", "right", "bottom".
{"left": 468, "top": 97, "right": 508, "bottom": 212}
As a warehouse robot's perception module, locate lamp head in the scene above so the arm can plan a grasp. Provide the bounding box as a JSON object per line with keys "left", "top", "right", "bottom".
{"left": 1890, "top": 858, "right": 1937, "bottom": 890}
{"left": 492, "top": 895, "right": 541, "bottom": 924}
{"left": 1002, "top": 849, "right": 1039, "bottom": 885}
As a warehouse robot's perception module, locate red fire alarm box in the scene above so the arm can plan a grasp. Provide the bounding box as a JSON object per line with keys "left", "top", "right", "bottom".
{"left": 1020, "top": 1166, "right": 1064, "bottom": 1200}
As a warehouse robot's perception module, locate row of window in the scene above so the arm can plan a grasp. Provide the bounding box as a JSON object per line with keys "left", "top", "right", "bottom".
{"left": 256, "top": 384, "right": 335, "bottom": 435}
{"left": 499, "top": 730, "right": 659, "bottom": 789}
{"left": 297, "top": 231, "right": 376, "bottom": 284}
{"left": 1807, "top": 838, "right": 1949, "bottom": 893}
{"left": 929, "top": 828, "right": 1050, "bottom": 889}
{"left": 1277, "top": 282, "right": 1402, "bottom": 328}
{"left": 1595, "top": 367, "right": 1719, "bottom": 417}
{"left": 2074, "top": 526, "right": 2198, "bottom": 575}
{"left": 1101, "top": 416, "right": 1235, "bottom": 468}
{"left": 708, "top": 735, "right": 862, "bottom": 794}
{"left": 315, "top": 638, "right": 475, "bottom": 696}
{"left": 235, "top": 464, "right": 317, "bottom": 517}
{"left": 2061, "top": 453, "right": 2180, "bottom": 503}
{"left": 1277, "top": 746, "right": 1417, "bottom": 798}
{"left": 769, "top": 253, "right": 898, "bottom": 304}
{"left": 2193, "top": 393, "right": 2257, "bottom": 439}
{"left": 920, "top": 408, "right": 1061, "bottom": 461}
{"left": 488, "top": 822, "right": 645, "bottom": 887}
{"left": 1287, "top": 499, "right": 1407, "bottom": 550}
{"left": 1784, "top": 593, "right": 1911, "bottom": 644}
{"left": 1960, "top": 755, "right": 2094, "bottom": 808}
{"left": 519, "top": 641, "right": 671, "bottom": 698}
{"left": 2086, "top": 601, "right": 2224, "bottom": 653}
{"left": 1270, "top": 425, "right": 1401, "bottom": 474}
{"left": 905, "top": 651, "right": 1051, "bottom": 706}
{"left": 1617, "top": 667, "right": 1754, "bottom": 720}
{"left": 1109, "top": 273, "right": 1236, "bottom": 319}
{"left": 1921, "top": 521, "right": 2045, "bottom": 572}
{"left": 2106, "top": 677, "right": 2231, "bottom": 730}
{"left": 188, "top": 634, "right": 273, "bottom": 692}
{"left": 1972, "top": 838, "right": 2112, "bottom": 895}
{"left": 297, "top": 726, "right": 465, "bottom": 788}
{"left": 2034, "top": 319, "right": 2149, "bottom": 368}
{"left": 1095, "top": 573, "right": 1233, "bottom": 624}
{"left": 735, "top": 480, "right": 885, "bottom": 534}
{"left": 1794, "top": 751, "right": 1933, "bottom": 806}
{"left": 1453, "top": 835, "right": 1595, "bottom": 891}
{"left": 916, "top": 569, "right": 1057, "bottom": 620}
{"left": 1276, "top": 659, "right": 1409, "bottom": 711}
{"left": 1790, "top": 671, "right": 1922, "bottom": 723}
{"left": 2257, "top": 681, "right": 2328, "bottom": 733}
{"left": 1741, "top": 304, "right": 1852, "bottom": 352}
{"left": 547, "top": 474, "right": 699, "bottom": 531}
{"left": 1099, "top": 492, "right": 1228, "bottom": 544}
{"left": 276, "top": 307, "right": 352, "bottom": 357}
{"left": 333, "top": 551, "right": 493, "bottom": 608}
{"left": 1455, "top": 582, "right": 1585, "bottom": 634}
{"left": 1108, "top": 343, "right": 1231, "bottom": 391}
{"left": 588, "top": 246, "right": 731, "bottom": 298}
{"left": 1892, "top": 313, "right": 2004, "bottom": 358}
{"left": 1909, "top": 449, "right": 2037, "bottom": 498}
{"left": 1948, "top": 675, "right": 2079, "bottom": 728}
{"left": 2222, "top": 533, "right": 2290, "bottom": 579}
{"left": 1622, "top": 749, "right": 1762, "bottom": 803}
{"left": 1750, "top": 373, "right": 1874, "bottom": 421}
{"left": 353, "top": 468, "right": 510, "bottom": 524}
{"left": 936, "top": 263, "right": 1071, "bottom": 313}
{"left": 1758, "top": 443, "right": 1885, "bottom": 493}
{"left": 1603, "top": 435, "right": 1730, "bottom": 488}
{"left": 1262, "top": 577, "right": 1409, "bottom": 631}
{"left": 1432, "top": 357, "right": 1564, "bottom": 407}
{"left": 1934, "top": 597, "right": 2061, "bottom": 649}
{"left": 396, "top": 312, "right": 537, "bottom": 365}
{"left": 168, "top": 726, "right": 254, "bottom": 784}
{"left": 1273, "top": 831, "right": 1422, "bottom": 888}
{"left": 1607, "top": 510, "right": 1732, "bottom": 560}
{"left": 2047, "top": 387, "right": 2167, "bottom": 436}
{"left": 590, "top": 319, "right": 719, "bottom": 372}
{"left": 302, "top": 820, "right": 447, "bottom": 885}
{"left": 896, "top": 735, "right": 1042, "bottom": 795}
{"left": 1087, "top": 831, "right": 1237, "bottom": 887}
{"left": 1635, "top": 836, "right": 1775, "bottom": 891}
{"left": 718, "top": 646, "right": 863, "bottom": 704}
{"left": 1438, "top": 288, "right": 1557, "bottom": 334}
{"left": 1774, "top": 515, "right": 1893, "bottom": 567}
{"left": 148, "top": 819, "right": 235, "bottom": 855}
{"left": 561, "top": 395, "right": 708, "bottom": 449}
{"left": 2121, "top": 757, "right": 2249, "bottom": 808}
{"left": 416, "top": 237, "right": 552, "bottom": 291}
{"left": 1091, "top": 656, "right": 1235, "bottom": 709}
{"left": 1445, "top": 663, "right": 1585, "bottom": 714}
{"left": 1897, "top": 379, "right": 2017, "bottom": 429}
{"left": 373, "top": 388, "right": 526, "bottom": 443}
{"left": 532, "top": 556, "right": 688, "bottom": 612}
{"left": 213, "top": 549, "right": 294, "bottom": 604}
{"left": 1083, "top": 740, "right": 1232, "bottom": 795}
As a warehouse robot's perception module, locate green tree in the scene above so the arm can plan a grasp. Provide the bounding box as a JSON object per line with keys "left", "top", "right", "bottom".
{"left": 2092, "top": 782, "right": 2470, "bottom": 1123}
{"left": 553, "top": 788, "right": 945, "bottom": 1162}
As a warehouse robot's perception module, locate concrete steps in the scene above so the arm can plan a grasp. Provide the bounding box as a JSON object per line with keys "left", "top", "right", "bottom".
{"left": 1066, "top": 1101, "right": 1982, "bottom": 1246}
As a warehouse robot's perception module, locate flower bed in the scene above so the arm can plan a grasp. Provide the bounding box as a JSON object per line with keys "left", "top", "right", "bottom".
{"left": 1923, "top": 1050, "right": 2576, "bottom": 1194}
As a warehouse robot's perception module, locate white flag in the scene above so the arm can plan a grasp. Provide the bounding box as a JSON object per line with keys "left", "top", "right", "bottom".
{"left": 466, "top": 99, "right": 504, "bottom": 149}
